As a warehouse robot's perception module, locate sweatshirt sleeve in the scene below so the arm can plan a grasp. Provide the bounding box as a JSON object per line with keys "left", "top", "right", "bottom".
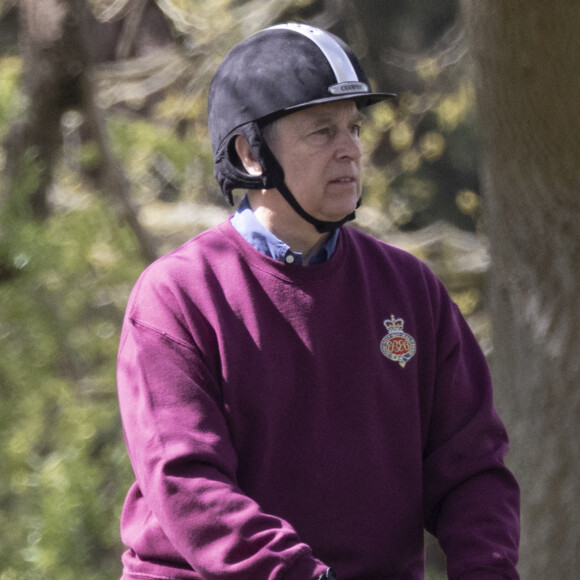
{"left": 117, "top": 281, "right": 328, "bottom": 580}
{"left": 421, "top": 294, "right": 520, "bottom": 580}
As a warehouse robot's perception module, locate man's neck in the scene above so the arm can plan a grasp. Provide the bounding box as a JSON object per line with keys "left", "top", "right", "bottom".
{"left": 249, "top": 190, "right": 331, "bottom": 257}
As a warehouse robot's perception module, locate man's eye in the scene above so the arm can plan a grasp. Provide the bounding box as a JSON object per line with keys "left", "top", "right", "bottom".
{"left": 351, "top": 124, "right": 362, "bottom": 136}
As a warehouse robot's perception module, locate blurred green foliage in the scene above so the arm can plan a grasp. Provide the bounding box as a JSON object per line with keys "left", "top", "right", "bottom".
{"left": 0, "top": 1, "right": 483, "bottom": 577}
{"left": 1, "top": 166, "right": 141, "bottom": 578}
{"left": 0, "top": 57, "right": 22, "bottom": 131}
{"left": 1, "top": 47, "right": 139, "bottom": 574}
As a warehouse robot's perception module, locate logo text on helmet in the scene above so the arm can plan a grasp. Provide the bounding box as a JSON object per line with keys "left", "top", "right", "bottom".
{"left": 329, "top": 82, "right": 369, "bottom": 95}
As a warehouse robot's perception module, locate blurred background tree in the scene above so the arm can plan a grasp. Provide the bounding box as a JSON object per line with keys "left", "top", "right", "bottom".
{"left": 462, "top": 2, "right": 580, "bottom": 578}
{"left": 1, "top": 1, "right": 493, "bottom": 578}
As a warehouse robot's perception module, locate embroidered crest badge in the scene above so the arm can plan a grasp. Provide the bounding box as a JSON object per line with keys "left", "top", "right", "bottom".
{"left": 380, "top": 315, "right": 416, "bottom": 368}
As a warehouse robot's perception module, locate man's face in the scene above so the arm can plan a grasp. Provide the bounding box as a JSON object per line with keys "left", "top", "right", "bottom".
{"left": 265, "top": 100, "right": 364, "bottom": 224}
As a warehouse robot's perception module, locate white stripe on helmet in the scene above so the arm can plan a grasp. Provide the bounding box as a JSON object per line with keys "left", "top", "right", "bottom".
{"left": 268, "top": 23, "right": 362, "bottom": 85}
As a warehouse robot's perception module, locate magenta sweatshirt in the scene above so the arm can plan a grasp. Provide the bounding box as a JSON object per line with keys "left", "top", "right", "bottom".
{"left": 117, "top": 220, "right": 519, "bottom": 580}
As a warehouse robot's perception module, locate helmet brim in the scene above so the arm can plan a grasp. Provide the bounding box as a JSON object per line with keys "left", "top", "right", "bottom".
{"left": 278, "top": 91, "right": 398, "bottom": 116}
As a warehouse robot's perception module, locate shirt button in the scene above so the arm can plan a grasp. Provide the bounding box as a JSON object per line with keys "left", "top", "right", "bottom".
{"left": 285, "top": 254, "right": 295, "bottom": 264}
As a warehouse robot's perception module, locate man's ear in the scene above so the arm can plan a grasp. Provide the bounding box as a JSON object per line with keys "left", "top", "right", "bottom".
{"left": 234, "top": 136, "right": 263, "bottom": 176}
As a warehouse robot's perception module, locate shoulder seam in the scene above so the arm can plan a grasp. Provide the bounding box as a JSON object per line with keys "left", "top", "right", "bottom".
{"left": 128, "top": 317, "right": 198, "bottom": 353}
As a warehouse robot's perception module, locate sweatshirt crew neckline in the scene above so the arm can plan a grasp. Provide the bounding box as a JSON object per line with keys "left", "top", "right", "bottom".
{"left": 218, "top": 219, "right": 349, "bottom": 285}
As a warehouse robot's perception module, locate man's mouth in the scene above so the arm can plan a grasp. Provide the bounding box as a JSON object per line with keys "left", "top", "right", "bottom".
{"left": 330, "top": 176, "right": 356, "bottom": 184}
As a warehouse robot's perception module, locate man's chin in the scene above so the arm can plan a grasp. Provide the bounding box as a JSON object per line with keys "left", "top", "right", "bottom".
{"left": 314, "top": 209, "right": 357, "bottom": 226}
{"left": 321, "top": 200, "right": 361, "bottom": 223}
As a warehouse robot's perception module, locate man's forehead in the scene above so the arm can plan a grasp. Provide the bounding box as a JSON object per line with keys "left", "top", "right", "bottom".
{"left": 284, "top": 100, "right": 363, "bottom": 127}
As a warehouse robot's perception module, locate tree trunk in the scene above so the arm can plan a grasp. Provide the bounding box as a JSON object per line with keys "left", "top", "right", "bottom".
{"left": 3, "top": 0, "right": 160, "bottom": 262}
{"left": 461, "top": 2, "right": 580, "bottom": 578}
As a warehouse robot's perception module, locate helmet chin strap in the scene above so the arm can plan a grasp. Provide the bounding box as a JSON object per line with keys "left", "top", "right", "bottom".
{"left": 256, "top": 125, "right": 359, "bottom": 233}
{"left": 274, "top": 176, "right": 359, "bottom": 234}
{"left": 215, "top": 122, "right": 359, "bottom": 233}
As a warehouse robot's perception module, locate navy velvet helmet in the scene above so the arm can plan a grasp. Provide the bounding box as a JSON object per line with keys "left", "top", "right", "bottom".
{"left": 208, "top": 23, "right": 396, "bottom": 232}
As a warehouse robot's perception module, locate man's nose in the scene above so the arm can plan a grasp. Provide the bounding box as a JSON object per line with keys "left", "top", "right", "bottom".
{"left": 335, "top": 128, "right": 362, "bottom": 160}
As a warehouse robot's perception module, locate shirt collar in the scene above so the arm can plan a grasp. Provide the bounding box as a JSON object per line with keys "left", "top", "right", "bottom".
{"left": 230, "top": 195, "right": 339, "bottom": 265}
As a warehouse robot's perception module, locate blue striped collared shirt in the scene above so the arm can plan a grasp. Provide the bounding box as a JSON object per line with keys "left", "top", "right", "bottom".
{"left": 230, "top": 195, "right": 339, "bottom": 265}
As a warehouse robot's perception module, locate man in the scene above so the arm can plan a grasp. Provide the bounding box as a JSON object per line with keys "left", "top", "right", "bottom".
{"left": 117, "top": 23, "right": 520, "bottom": 580}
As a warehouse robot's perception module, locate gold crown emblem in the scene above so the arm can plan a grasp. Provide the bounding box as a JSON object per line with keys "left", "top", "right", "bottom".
{"left": 380, "top": 314, "right": 416, "bottom": 368}
{"left": 384, "top": 315, "right": 405, "bottom": 332}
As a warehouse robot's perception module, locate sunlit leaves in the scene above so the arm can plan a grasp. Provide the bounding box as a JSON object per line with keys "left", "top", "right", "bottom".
{"left": 456, "top": 188, "right": 480, "bottom": 217}
{"left": 419, "top": 131, "right": 446, "bottom": 162}
{"left": 390, "top": 120, "right": 415, "bottom": 151}
{"left": 0, "top": 56, "right": 23, "bottom": 131}
{"left": 416, "top": 57, "right": 440, "bottom": 83}
{"left": 435, "top": 80, "right": 475, "bottom": 131}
